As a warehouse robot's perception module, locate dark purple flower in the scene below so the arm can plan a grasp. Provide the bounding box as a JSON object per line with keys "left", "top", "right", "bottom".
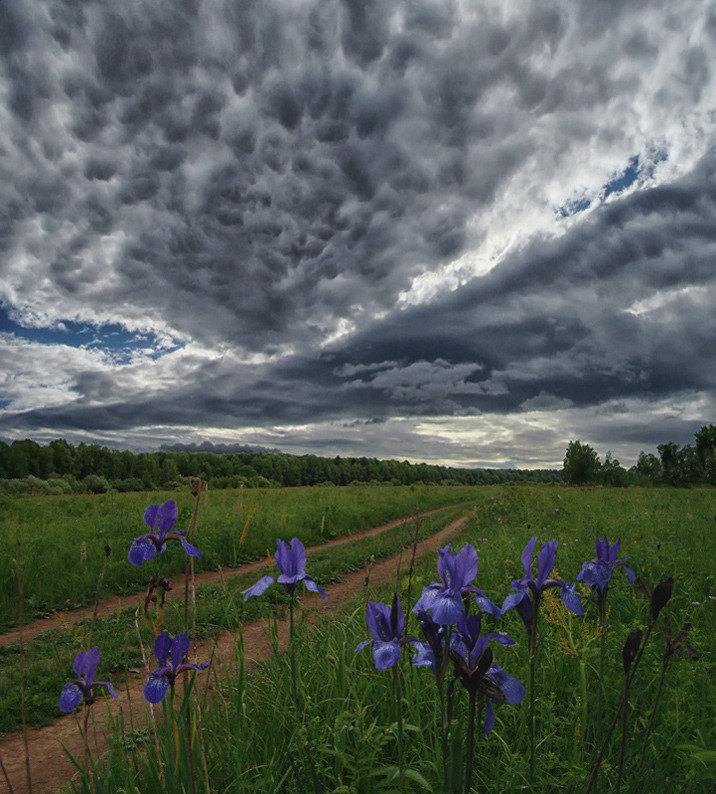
{"left": 242, "top": 537, "right": 327, "bottom": 600}
{"left": 501, "top": 536, "right": 583, "bottom": 632}
{"left": 355, "top": 594, "right": 414, "bottom": 670}
{"left": 412, "top": 609, "right": 449, "bottom": 677}
{"left": 143, "top": 631, "right": 209, "bottom": 704}
{"left": 449, "top": 613, "right": 524, "bottom": 734}
{"left": 412, "top": 544, "right": 501, "bottom": 626}
{"left": 59, "top": 647, "right": 117, "bottom": 712}
{"left": 128, "top": 500, "right": 202, "bottom": 567}
{"left": 578, "top": 535, "right": 635, "bottom": 608}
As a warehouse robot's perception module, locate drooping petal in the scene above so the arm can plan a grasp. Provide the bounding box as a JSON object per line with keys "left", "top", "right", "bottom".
{"left": 411, "top": 640, "right": 436, "bottom": 670}
{"left": 153, "top": 631, "right": 172, "bottom": 666}
{"left": 560, "top": 583, "right": 585, "bottom": 615}
{"left": 373, "top": 639, "right": 402, "bottom": 670}
{"left": 59, "top": 682, "right": 83, "bottom": 712}
{"left": 94, "top": 680, "right": 118, "bottom": 700}
{"left": 474, "top": 590, "right": 502, "bottom": 617}
{"left": 483, "top": 698, "right": 496, "bottom": 734}
{"left": 128, "top": 535, "right": 157, "bottom": 567}
{"left": 300, "top": 574, "right": 327, "bottom": 600}
{"left": 521, "top": 536, "right": 538, "bottom": 577}
{"left": 170, "top": 633, "right": 191, "bottom": 668}
{"left": 621, "top": 561, "right": 636, "bottom": 584}
{"left": 143, "top": 671, "right": 170, "bottom": 704}
{"left": 486, "top": 663, "right": 525, "bottom": 704}
{"left": 242, "top": 576, "right": 275, "bottom": 600}
{"left": 355, "top": 639, "right": 372, "bottom": 654}
{"left": 179, "top": 536, "right": 202, "bottom": 558}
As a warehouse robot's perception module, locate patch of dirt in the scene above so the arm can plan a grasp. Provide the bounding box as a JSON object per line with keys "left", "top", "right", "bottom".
{"left": 0, "top": 511, "right": 469, "bottom": 794}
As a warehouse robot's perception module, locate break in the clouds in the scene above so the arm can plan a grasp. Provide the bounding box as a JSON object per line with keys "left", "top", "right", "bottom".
{"left": 1, "top": 0, "right": 715, "bottom": 468}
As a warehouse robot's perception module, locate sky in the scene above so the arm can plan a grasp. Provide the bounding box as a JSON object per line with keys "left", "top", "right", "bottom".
{"left": 1, "top": 0, "right": 715, "bottom": 470}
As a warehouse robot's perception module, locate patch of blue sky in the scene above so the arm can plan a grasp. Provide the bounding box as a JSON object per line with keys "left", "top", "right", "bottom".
{"left": 0, "top": 303, "right": 182, "bottom": 364}
{"left": 557, "top": 150, "right": 668, "bottom": 218}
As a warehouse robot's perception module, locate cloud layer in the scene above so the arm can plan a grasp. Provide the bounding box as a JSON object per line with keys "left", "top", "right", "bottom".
{"left": 1, "top": 0, "right": 714, "bottom": 467}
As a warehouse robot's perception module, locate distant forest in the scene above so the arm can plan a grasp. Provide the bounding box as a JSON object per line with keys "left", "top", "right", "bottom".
{"left": 0, "top": 425, "right": 713, "bottom": 495}
{"left": 0, "top": 438, "right": 559, "bottom": 495}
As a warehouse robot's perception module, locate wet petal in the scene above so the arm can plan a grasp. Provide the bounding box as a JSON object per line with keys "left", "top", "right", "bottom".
{"left": 373, "top": 639, "right": 401, "bottom": 670}
{"left": 59, "top": 683, "right": 83, "bottom": 713}
{"left": 143, "top": 671, "right": 170, "bottom": 704}
{"left": 128, "top": 535, "right": 157, "bottom": 567}
{"left": 560, "top": 583, "right": 585, "bottom": 615}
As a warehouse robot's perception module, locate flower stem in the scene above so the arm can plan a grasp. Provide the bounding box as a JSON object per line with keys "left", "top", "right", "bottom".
{"left": 638, "top": 658, "right": 669, "bottom": 768}
{"left": 392, "top": 665, "right": 405, "bottom": 790}
{"left": 289, "top": 591, "right": 298, "bottom": 707}
{"left": 464, "top": 689, "right": 478, "bottom": 794}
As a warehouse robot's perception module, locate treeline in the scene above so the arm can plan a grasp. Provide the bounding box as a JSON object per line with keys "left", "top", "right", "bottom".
{"left": 562, "top": 424, "right": 716, "bottom": 487}
{"left": 0, "top": 438, "right": 560, "bottom": 495}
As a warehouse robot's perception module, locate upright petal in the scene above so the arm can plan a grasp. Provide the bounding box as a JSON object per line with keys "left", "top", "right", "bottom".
{"left": 153, "top": 631, "right": 172, "bottom": 666}
{"left": 59, "top": 683, "right": 83, "bottom": 712}
{"left": 595, "top": 535, "right": 609, "bottom": 564}
{"left": 276, "top": 538, "right": 305, "bottom": 579}
{"left": 608, "top": 538, "right": 622, "bottom": 565}
{"left": 521, "top": 536, "right": 538, "bottom": 578}
{"left": 535, "top": 540, "right": 558, "bottom": 590}
{"left": 94, "top": 680, "right": 118, "bottom": 700}
{"left": 365, "top": 601, "right": 392, "bottom": 641}
{"left": 170, "top": 633, "right": 191, "bottom": 668}
{"left": 449, "top": 545, "right": 479, "bottom": 590}
{"left": 73, "top": 647, "right": 100, "bottom": 682}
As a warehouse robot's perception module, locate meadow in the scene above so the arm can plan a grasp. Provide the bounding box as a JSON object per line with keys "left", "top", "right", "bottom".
{"left": 0, "top": 484, "right": 714, "bottom": 792}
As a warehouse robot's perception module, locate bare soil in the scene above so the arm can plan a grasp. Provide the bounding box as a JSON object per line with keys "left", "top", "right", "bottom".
{"left": 0, "top": 510, "right": 469, "bottom": 794}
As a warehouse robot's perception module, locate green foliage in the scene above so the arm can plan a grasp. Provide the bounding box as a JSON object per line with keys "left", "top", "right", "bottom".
{"left": 562, "top": 440, "right": 602, "bottom": 485}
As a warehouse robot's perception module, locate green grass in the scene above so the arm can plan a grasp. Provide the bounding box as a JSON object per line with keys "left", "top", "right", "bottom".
{"left": 2, "top": 484, "right": 714, "bottom": 792}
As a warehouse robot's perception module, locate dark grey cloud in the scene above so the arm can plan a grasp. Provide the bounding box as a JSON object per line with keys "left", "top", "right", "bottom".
{"left": 0, "top": 0, "right": 714, "bottom": 466}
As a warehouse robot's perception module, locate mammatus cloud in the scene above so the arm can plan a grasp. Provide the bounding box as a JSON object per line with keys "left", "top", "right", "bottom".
{"left": 0, "top": 0, "right": 714, "bottom": 467}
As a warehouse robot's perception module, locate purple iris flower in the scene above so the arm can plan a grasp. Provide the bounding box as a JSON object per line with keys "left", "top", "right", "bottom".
{"left": 412, "top": 544, "right": 501, "bottom": 626}
{"left": 242, "top": 537, "right": 327, "bottom": 600}
{"left": 578, "top": 536, "right": 635, "bottom": 610}
{"left": 143, "top": 631, "right": 209, "bottom": 704}
{"left": 128, "top": 500, "right": 202, "bottom": 567}
{"left": 355, "top": 594, "right": 414, "bottom": 670}
{"left": 501, "top": 536, "right": 584, "bottom": 632}
{"left": 59, "top": 647, "right": 118, "bottom": 712}
{"left": 449, "top": 613, "right": 524, "bottom": 734}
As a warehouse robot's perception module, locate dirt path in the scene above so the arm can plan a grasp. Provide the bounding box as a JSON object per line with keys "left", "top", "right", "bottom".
{"left": 0, "top": 507, "right": 450, "bottom": 650}
{"left": 0, "top": 512, "right": 470, "bottom": 794}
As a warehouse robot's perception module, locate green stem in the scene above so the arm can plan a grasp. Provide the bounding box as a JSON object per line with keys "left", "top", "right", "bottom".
{"left": 289, "top": 591, "right": 298, "bottom": 708}
{"left": 528, "top": 599, "right": 540, "bottom": 789}
{"left": 393, "top": 665, "right": 405, "bottom": 790}
{"left": 465, "top": 689, "right": 478, "bottom": 794}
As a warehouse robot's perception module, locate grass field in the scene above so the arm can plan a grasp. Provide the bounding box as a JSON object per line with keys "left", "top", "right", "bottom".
{"left": 1, "top": 483, "right": 714, "bottom": 792}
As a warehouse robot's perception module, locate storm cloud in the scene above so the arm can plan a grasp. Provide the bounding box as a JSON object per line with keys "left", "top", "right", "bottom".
{"left": 0, "top": 0, "right": 714, "bottom": 467}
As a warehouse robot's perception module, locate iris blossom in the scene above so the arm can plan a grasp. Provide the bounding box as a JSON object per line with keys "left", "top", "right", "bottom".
{"left": 242, "top": 537, "right": 327, "bottom": 600}
{"left": 355, "top": 594, "right": 414, "bottom": 670}
{"left": 449, "top": 613, "right": 524, "bottom": 734}
{"left": 578, "top": 535, "right": 635, "bottom": 613}
{"left": 143, "top": 631, "right": 209, "bottom": 704}
{"left": 412, "top": 544, "right": 501, "bottom": 626}
{"left": 128, "top": 500, "right": 202, "bottom": 567}
{"left": 501, "top": 536, "right": 583, "bottom": 638}
{"left": 59, "top": 647, "right": 117, "bottom": 712}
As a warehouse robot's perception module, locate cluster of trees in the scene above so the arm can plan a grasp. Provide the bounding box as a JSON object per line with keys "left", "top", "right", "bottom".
{"left": 0, "top": 438, "right": 560, "bottom": 495}
{"left": 562, "top": 425, "right": 716, "bottom": 487}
